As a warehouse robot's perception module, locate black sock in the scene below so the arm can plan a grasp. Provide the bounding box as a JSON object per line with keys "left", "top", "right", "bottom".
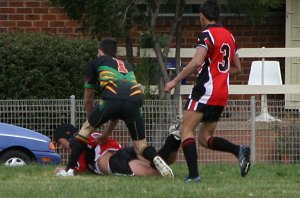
{"left": 182, "top": 138, "right": 199, "bottom": 178}
{"left": 207, "top": 136, "right": 240, "bottom": 157}
{"left": 142, "top": 145, "right": 157, "bottom": 162}
{"left": 158, "top": 134, "right": 181, "bottom": 161}
{"left": 66, "top": 136, "right": 87, "bottom": 170}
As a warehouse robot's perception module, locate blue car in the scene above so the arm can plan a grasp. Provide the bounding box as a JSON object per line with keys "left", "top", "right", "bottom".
{"left": 0, "top": 122, "right": 61, "bottom": 166}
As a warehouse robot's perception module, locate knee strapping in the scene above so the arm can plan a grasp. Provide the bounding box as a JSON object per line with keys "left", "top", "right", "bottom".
{"left": 75, "top": 134, "right": 88, "bottom": 144}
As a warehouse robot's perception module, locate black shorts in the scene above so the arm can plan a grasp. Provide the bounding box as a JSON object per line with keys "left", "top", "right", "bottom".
{"left": 88, "top": 100, "right": 145, "bottom": 141}
{"left": 184, "top": 98, "right": 224, "bottom": 122}
{"left": 108, "top": 147, "right": 137, "bottom": 176}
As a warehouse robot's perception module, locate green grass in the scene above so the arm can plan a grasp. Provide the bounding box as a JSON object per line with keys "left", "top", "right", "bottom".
{"left": 0, "top": 164, "right": 299, "bottom": 198}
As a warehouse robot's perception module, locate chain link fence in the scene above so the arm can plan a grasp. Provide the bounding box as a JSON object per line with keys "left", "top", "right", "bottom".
{"left": 1, "top": 96, "right": 299, "bottom": 165}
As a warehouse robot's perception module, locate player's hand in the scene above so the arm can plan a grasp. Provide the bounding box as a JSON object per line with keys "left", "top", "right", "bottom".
{"left": 55, "top": 167, "right": 66, "bottom": 174}
{"left": 55, "top": 168, "right": 75, "bottom": 177}
{"left": 164, "top": 80, "right": 177, "bottom": 92}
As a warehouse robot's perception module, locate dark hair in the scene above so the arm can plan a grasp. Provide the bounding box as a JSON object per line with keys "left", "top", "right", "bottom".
{"left": 98, "top": 37, "right": 117, "bottom": 57}
{"left": 200, "top": 0, "right": 220, "bottom": 22}
{"left": 53, "top": 123, "right": 78, "bottom": 142}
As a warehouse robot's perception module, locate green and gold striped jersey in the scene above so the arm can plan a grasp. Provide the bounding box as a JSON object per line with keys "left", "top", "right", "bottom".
{"left": 84, "top": 55, "right": 143, "bottom": 106}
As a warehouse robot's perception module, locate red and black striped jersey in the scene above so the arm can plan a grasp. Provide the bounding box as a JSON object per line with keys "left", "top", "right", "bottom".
{"left": 75, "top": 132, "right": 122, "bottom": 174}
{"left": 190, "top": 24, "right": 237, "bottom": 106}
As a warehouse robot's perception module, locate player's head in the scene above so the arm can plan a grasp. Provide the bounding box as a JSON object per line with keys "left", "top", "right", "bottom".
{"left": 200, "top": 0, "right": 220, "bottom": 22}
{"left": 53, "top": 123, "right": 78, "bottom": 150}
{"left": 98, "top": 37, "right": 117, "bottom": 58}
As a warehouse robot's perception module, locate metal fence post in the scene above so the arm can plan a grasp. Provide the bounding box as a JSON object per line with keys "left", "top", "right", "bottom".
{"left": 250, "top": 96, "right": 256, "bottom": 164}
{"left": 70, "top": 95, "right": 76, "bottom": 126}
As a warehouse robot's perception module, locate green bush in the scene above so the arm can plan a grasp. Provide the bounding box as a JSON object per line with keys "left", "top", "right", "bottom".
{"left": 0, "top": 32, "right": 97, "bottom": 99}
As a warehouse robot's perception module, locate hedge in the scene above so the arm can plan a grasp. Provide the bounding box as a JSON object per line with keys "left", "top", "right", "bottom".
{"left": 0, "top": 32, "right": 97, "bottom": 99}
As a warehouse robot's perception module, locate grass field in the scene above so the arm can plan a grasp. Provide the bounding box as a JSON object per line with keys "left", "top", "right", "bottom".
{"left": 0, "top": 164, "right": 299, "bottom": 198}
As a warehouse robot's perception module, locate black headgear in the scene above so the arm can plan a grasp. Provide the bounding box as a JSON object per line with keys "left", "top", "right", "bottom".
{"left": 53, "top": 123, "right": 78, "bottom": 142}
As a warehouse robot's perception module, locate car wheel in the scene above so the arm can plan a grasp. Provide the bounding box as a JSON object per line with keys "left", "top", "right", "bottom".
{"left": 0, "top": 150, "right": 32, "bottom": 166}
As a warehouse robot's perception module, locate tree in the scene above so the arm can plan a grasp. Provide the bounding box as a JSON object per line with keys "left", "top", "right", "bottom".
{"left": 50, "top": 0, "right": 138, "bottom": 64}
{"left": 146, "top": 0, "right": 186, "bottom": 100}
{"left": 51, "top": 0, "right": 186, "bottom": 100}
{"left": 226, "top": 0, "right": 282, "bottom": 25}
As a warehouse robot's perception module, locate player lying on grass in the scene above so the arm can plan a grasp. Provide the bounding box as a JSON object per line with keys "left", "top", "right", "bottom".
{"left": 54, "top": 123, "right": 181, "bottom": 176}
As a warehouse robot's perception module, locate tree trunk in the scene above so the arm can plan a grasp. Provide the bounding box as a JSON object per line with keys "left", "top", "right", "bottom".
{"left": 146, "top": 0, "right": 186, "bottom": 100}
{"left": 145, "top": 0, "right": 186, "bottom": 146}
{"left": 173, "top": 0, "right": 185, "bottom": 101}
{"left": 124, "top": 11, "right": 134, "bottom": 66}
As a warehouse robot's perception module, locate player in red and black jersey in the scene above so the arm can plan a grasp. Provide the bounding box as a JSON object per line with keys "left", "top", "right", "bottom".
{"left": 165, "top": 0, "right": 251, "bottom": 182}
{"left": 64, "top": 38, "right": 173, "bottom": 178}
{"left": 54, "top": 123, "right": 181, "bottom": 177}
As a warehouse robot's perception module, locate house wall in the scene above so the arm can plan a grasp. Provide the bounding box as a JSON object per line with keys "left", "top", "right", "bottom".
{"left": 0, "top": 0, "right": 81, "bottom": 36}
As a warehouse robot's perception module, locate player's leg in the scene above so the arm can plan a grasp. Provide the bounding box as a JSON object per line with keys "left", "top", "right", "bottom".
{"left": 157, "top": 131, "right": 181, "bottom": 165}
{"left": 65, "top": 120, "right": 94, "bottom": 171}
{"left": 199, "top": 106, "right": 251, "bottom": 177}
{"left": 108, "top": 147, "right": 158, "bottom": 176}
{"left": 128, "top": 159, "right": 159, "bottom": 176}
{"left": 132, "top": 137, "right": 174, "bottom": 178}
{"left": 122, "top": 102, "right": 173, "bottom": 178}
{"left": 181, "top": 109, "right": 203, "bottom": 182}
{"left": 200, "top": 121, "right": 242, "bottom": 153}
{"left": 200, "top": 121, "right": 251, "bottom": 177}
{"left": 65, "top": 104, "right": 109, "bottom": 171}
{"left": 106, "top": 147, "right": 135, "bottom": 176}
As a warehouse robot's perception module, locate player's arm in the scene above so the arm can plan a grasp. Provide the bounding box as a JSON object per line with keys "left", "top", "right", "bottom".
{"left": 101, "top": 120, "right": 118, "bottom": 140}
{"left": 164, "top": 47, "right": 207, "bottom": 92}
{"left": 84, "top": 88, "right": 95, "bottom": 114}
{"left": 94, "top": 120, "right": 119, "bottom": 144}
{"left": 75, "top": 152, "right": 88, "bottom": 172}
{"left": 104, "top": 120, "right": 118, "bottom": 135}
{"left": 175, "top": 47, "right": 207, "bottom": 82}
{"left": 84, "top": 61, "right": 98, "bottom": 114}
{"left": 230, "top": 52, "right": 241, "bottom": 76}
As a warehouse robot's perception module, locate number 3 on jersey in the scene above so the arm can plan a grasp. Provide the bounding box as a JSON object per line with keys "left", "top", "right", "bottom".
{"left": 114, "top": 58, "right": 128, "bottom": 73}
{"left": 218, "top": 43, "right": 230, "bottom": 73}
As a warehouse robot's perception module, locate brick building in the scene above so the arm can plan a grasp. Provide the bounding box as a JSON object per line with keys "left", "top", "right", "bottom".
{"left": 0, "top": 0, "right": 286, "bottom": 90}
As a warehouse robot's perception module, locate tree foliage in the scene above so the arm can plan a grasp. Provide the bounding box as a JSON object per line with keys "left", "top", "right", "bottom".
{"left": 51, "top": 0, "right": 186, "bottom": 100}
{"left": 50, "top": 0, "right": 142, "bottom": 64}
{"left": 51, "top": 0, "right": 128, "bottom": 37}
{"left": 226, "top": 0, "right": 282, "bottom": 24}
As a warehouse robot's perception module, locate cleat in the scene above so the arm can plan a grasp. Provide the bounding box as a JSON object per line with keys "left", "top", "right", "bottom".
{"left": 184, "top": 176, "right": 201, "bottom": 183}
{"left": 169, "top": 124, "right": 180, "bottom": 140}
{"left": 238, "top": 145, "right": 251, "bottom": 177}
{"left": 153, "top": 156, "right": 174, "bottom": 178}
{"left": 56, "top": 169, "right": 75, "bottom": 177}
